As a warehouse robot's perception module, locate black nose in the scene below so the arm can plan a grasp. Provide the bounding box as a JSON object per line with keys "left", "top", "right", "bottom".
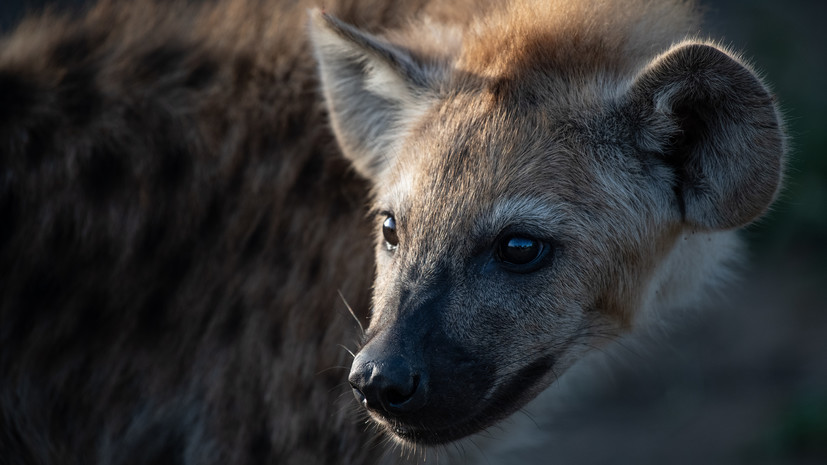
{"left": 349, "top": 351, "right": 427, "bottom": 415}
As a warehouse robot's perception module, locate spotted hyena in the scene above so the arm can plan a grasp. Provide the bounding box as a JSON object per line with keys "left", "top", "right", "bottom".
{"left": 0, "top": 0, "right": 783, "bottom": 463}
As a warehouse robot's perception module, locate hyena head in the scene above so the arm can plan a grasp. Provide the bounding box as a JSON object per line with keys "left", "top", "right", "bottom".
{"left": 310, "top": 0, "right": 785, "bottom": 446}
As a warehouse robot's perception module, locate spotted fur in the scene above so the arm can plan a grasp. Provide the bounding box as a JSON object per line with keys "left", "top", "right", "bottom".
{"left": 0, "top": 0, "right": 438, "bottom": 463}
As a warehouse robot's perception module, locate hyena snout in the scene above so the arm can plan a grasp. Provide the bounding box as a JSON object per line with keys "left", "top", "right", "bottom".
{"left": 347, "top": 306, "right": 497, "bottom": 444}
{"left": 349, "top": 340, "right": 429, "bottom": 415}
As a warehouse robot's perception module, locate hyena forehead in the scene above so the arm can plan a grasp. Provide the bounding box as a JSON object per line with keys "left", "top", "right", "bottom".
{"left": 377, "top": 96, "right": 624, "bottom": 246}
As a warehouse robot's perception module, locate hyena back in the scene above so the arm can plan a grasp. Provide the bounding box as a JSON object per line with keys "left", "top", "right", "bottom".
{"left": 310, "top": 0, "right": 785, "bottom": 446}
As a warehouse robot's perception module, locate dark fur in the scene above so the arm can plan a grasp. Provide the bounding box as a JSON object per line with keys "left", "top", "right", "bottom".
{"left": 0, "top": 0, "right": 435, "bottom": 463}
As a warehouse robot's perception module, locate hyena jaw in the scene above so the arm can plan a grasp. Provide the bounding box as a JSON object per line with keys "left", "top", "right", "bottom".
{"left": 311, "top": 0, "right": 785, "bottom": 446}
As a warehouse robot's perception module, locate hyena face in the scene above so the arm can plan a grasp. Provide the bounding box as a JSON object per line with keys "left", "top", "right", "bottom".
{"left": 310, "top": 0, "right": 785, "bottom": 445}
{"left": 357, "top": 100, "right": 639, "bottom": 443}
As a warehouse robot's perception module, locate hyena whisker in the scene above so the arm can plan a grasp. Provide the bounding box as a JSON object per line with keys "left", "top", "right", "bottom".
{"left": 332, "top": 384, "right": 355, "bottom": 399}
{"left": 575, "top": 329, "right": 645, "bottom": 361}
{"left": 516, "top": 406, "right": 542, "bottom": 430}
{"left": 316, "top": 365, "right": 350, "bottom": 376}
{"left": 464, "top": 435, "right": 496, "bottom": 465}
{"left": 338, "top": 290, "right": 365, "bottom": 335}
{"left": 337, "top": 343, "right": 357, "bottom": 359}
{"left": 450, "top": 440, "right": 467, "bottom": 465}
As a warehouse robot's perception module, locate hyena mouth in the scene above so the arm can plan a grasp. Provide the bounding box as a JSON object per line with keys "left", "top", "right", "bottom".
{"left": 371, "top": 410, "right": 490, "bottom": 445}
{"left": 359, "top": 353, "right": 559, "bottom": 445}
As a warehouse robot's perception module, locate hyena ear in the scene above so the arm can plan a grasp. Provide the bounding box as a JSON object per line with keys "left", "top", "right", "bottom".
{"left": 624, "top": 41, "right": 785, "bottom": 230}
{"left": 309, "top": 10, "right": 435, "bottom": 182}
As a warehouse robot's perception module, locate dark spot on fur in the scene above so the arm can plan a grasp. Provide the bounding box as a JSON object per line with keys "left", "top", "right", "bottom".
{"left": 0, "top": 184, "right": 18, "bottom": 249}
{"left": 0, "top": 71, "right": 37, "bottom": 125}
{"left": 225, "top": 159, "right": 245, "bottom": 195}
{"left": 268, "top": 316, "right": 283, "bottom": 354}
{"left": 161, "top": 247, "right": 193, "bottom": 287}
{"left": 75, "top": 291, "right": 109, "bottom": 344}
{"left": 137, "top": 249, "right": 192, "bottom": 337}
{"left": 184, "top": 60, "right": 217, "bottom": 89}
{"left": 47, "top": 212, "right": 78, "bottom": 255}
{"left": 282, "top": 111, "right": 305, "bottom": 143}
{"left": 289, "top": 150, "right": 324, "bottom": 199}
{"left": 156, "top": 144, "right": 191, "bottom": 190}
{"left": 14, "top": 264, "right": 63, "bottom": 340}
{"left": 139, "top": 286, "right": 171, "bottom": 337}
{"left": 327, "top": 189, "right": 353, "bottom": 219}
{"left": 126, "top": 424, "right": 186, "bottom": 465}
{"left": 24, "top": 122, "right": 57, "bottom": 167}
{"left": 137, "top": 46, "right": 186, "bottom": 82}
{"left": 1, "top": 424, "right": 39, "bottom": 464}
{"left": 257, "top": 131, "right": 283, "bottom": 158}
{"left": 232, "top": 55, "right": 255, "bottom": 90}
{"left": 137, "top": 219, "right": 168, "bottom": 259}
{"left": 248, "top": 421, "right": 272, "bottom": 461}
{"left": 198, "top": 193, "right": 222, "bottom": 239}
{"left": 324, "top": 435, "right": 343, "bottom": 464}
{"left": 307, "top": 256, "right": 321, "bottom": 281}
{"left": 242, "top": 214, "right": 269, "bottom": 260}
{"left": 80, "top": 144, "right": 127, "bottom": 201}
{"left": 299, "top": 425, "right": 320, "bottom": 451}
{"left": 58, "top": 64, "right": 102, "bottom": 126}
{"left": 219, "top": 301, "right": 245, "bottom": 345}
{"left": 489, "top": 77, "right": 512, "bottom": 103}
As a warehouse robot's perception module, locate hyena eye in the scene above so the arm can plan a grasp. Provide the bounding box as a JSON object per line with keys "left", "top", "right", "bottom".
{"left": 496, "top": 235, "right": 546, "bottom": 269}
{"left": 382, "top": 216, "right": 399, "bottom": 250}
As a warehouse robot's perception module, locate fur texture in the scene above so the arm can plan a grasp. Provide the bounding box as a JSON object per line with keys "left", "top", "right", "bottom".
{"left": 0, "top": 0, "right": 429, "bottom": 463}
{"left": 0, "top": 0, "right": 785, "bottom": 462}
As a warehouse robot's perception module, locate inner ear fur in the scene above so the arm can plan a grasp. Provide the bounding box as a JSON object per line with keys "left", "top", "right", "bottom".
{"left": 625, "top": 41, "right": 785, "bottom": 231}
{"left": 308, "top": 10, "right": 434, "bottom": 182}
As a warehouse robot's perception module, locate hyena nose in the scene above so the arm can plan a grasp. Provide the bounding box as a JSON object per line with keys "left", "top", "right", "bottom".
{"left": 348, "top": 352, "right": 427, "bottom": 415}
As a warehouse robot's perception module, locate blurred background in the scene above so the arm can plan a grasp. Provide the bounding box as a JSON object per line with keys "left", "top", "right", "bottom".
{"left": 1, "top": 1, "right": 824, "bottom": 464}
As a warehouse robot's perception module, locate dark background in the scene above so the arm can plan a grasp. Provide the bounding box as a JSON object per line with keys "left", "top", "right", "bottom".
{"left": 1, "top": 1, "right": 824, "bottom": 464}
